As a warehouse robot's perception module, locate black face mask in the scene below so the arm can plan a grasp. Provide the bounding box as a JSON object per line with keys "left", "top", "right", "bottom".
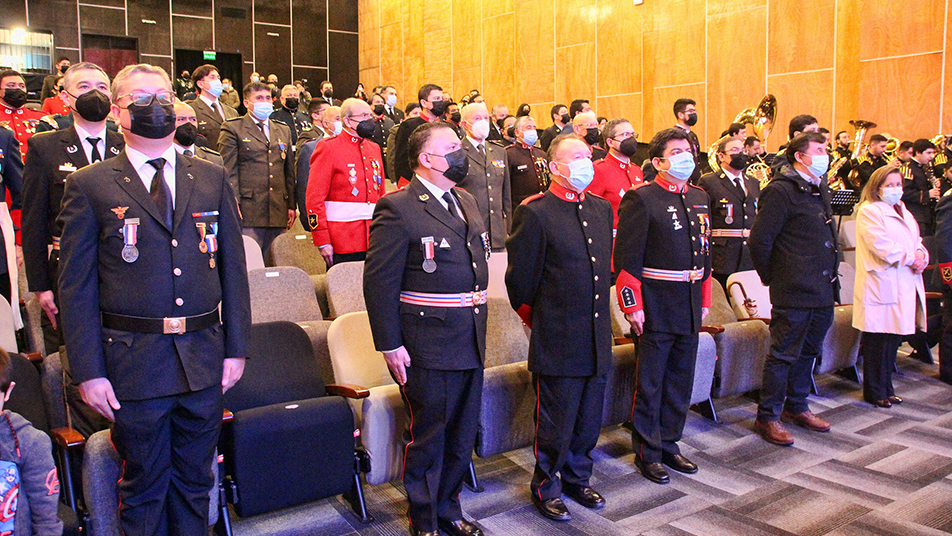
{"left": 434, "top": 149, "right": 469, "bottom": 183}
{"left": 3, "top": 88, "right": 28, "bottom": 109}
{"left": 373, "top": 104, "right": 385, "bottom": 116}
{"left": 355, "top": 118, "right": 376, "bottom": 138}
{"left": 323, "top": 88, "right": 334, "bottom": 98}
{"left": 506, "top": 126, "right": 516, "bottom": 139}
{"left": 617, "top": 137, "right": 638, "bottom": 157}
{"left": 127, "top": 99, "right": 176, "bottom": 139}
{"left": 71, "top": 90, "right": 111, "bottom": 122}
{"left": 560, "top": 113, "right": 571, "bottom": 124}
{"left": 284, "top": 97, "right": 299, "bottom": 110}
{"left": 59, "top": 64, "right": 69, "bottom": 74}
{"left": 685, "top": 112, "right": 698, "bottom": 126}
{"left": 495, "top": 117, "right": 505, "bottom": 128}
{"left": 429, "top": 100, "right": 447, "bottom": 117}
{"left": 584, "top": 127, "right": 600, "bottom": 146}
{"left": 450, "top": 111, "right": 461, "bottom": 123}
{"left": 728, "top": 153, "right": 749, "bottom": 171}
{"left": 174, "top": 121, "right": 198, "bottom": 146}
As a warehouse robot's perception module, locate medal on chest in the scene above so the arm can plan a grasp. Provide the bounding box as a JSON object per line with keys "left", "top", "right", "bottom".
{"left": 421, "top": 236, "right": 437, "bottom": 273}
{"left": 668, "top": 206, "right": 682, "bottom": 230}
{"left": 121, "top": 218, "right": 139, "bottom": 263}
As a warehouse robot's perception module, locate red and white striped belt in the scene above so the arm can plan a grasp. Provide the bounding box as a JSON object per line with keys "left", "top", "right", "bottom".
{"left": 710, "top": 229, "right": 750, "bottom": 238}
{"left": 51, "top": 236, "right": 61, "bottom": 251}
{"left": 642, "top": 268, "right": 704, "bottom": 282}
{"left": 399, "top": 290, "right": 489, "bottom": 308}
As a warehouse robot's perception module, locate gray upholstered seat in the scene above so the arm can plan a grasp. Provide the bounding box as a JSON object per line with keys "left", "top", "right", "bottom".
{"left": 325, "top": 261, "right": 366, "bottom": 317}
{"left": 706, "top": 279, "right": 771, "bottom": 399}
{"left": 267, "top": 230, "right": 329, "bottom": 317}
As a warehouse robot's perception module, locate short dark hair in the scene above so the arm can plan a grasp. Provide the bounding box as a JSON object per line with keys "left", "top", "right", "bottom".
{"left": 243, "top": 81, "right": 271, "bottom": 99}
{"left": 320, "top": 80, "right": 332, "bottom": 88}
{"left": 405, "top": 102, "right": 420, "bottom": 114}
{"left": 913, "top": 138, "right": 936, "bottom": 155}
{"left": 546, "top": 133, "right": 584, "bottom": 163}
{"left": 417, "top": 83, "right": 442, "bottom": 103}
{"left": 673, "top": 98, "right": 696, "bottom": 116}
{"left": 788, "top": 114, "right": 818, "bottom": 139}
{"left": 786, "top": 131, "right": 828, "bottom": 163}
{"left": 648, "top": 128, "right": 691, "bottom": 160}
{"left": 835, "top": 130, "right": 847, "bottom": 138}
{"left": 191, "top": 64, "right": 218, "bottom": 86}
{"left": 717, "top": 136, "right": 741, "bottom": 154}
{"left": 899, "top": 140, "right": 914, "bottom": 152}
{"left": 516, "top": 103, "right": 531, "bottom": 117}
{"left": 551, "top": 104, "right": 567, "bottom": 121}
{"left": 727, "top": 122, "right": 744, "bottom": 136}
{"left": 869, "top": 134, "right": 888, "bottom": 144}
{"left": 601, "top": 118, "right": 630, "bottom": 145}
{"left": 0, "top": 348, "right": 10, "bottom": 393}
{"left": 307, "top": 99, "right": 328, "bottom": 116}
{"left": 744, "top": 136, "right": 760, "bottom": 147}
{"left": 818, "top": 127, "right": 830, "bottom": 135}
{"left": 0, "top": 70, "right": 23, "bottom": 85}
{"left": 56, "top": 56, "right": 71, "bottom": 64}
{"left": 408, "top": 122, "right": 455, "bottom": 171}
{"left": 569, "top": 99, "right": 589, "bottom": 117}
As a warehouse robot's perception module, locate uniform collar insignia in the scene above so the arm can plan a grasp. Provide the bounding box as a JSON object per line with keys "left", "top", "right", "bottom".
{"left": 66, "top": 145, "right": 78, "bottom": 153}
{"left": 110, "top": 146, "right": 120, "bottom": 155}
{"left": 655, "top": 176, "right": 687, "bottom": 193}
{"left": 111, "top": 206, "right": 129, "bottom": 219}
{"left": 549, "top": 181, "right": 584, "bottom": 202}
{"left": 419, "top": 193, "right": 430, "bottom": 201}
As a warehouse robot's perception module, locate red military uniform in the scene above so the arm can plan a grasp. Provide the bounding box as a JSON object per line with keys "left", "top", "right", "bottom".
{"left": 589, "top": 153, "right": 644, "bottom": 230}
{"left": 306, "top": 132, "right": 384, "bottom": 254}
{"left": 0, "top": 104, "right": 46, "bottom": 160}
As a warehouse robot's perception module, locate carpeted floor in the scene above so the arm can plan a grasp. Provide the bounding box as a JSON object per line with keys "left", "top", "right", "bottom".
{"left": 229, "top": 354, "right": 952, "bottom": 536}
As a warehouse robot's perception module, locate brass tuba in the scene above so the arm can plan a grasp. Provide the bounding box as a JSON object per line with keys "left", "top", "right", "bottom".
{"left": 829, "top": 119, "right": 876, "bottom": 189}
{"left": 708, "top": 95, "right": 777, "bottom": 174}
{"left": 882, "top": 134, "right": 900, "bottom": 160}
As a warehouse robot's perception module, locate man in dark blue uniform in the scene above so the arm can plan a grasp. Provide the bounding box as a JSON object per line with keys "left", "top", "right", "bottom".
{"left": 506, "top": 134, "right": 612, "bottom": 521}
{"left": 0, "top": 128, "right": 21, "bottom": 307}
{"left": 57, "top": 64, "right": 251, "bottom": 536}
{"left": 697, "top": 136, "right": 759, "bottom": 289}
{"left": 748, "top": 131, "right": 838, "bottom": 447}
{"left": 934, "top": 191, "right": 952, "bottom": 385}
{"left": 615, "top": 128, "right": 713, "bottom": 485}
{"left": 364, "top": 122, "right": 488, "bottom": 536}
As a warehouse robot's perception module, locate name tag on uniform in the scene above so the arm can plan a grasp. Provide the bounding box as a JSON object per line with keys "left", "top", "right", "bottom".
{"left": 59, "top": 163, "right": 77, "bottom": 172}
{"left": 517, "top": 165, "right": 528, "bottom": 171}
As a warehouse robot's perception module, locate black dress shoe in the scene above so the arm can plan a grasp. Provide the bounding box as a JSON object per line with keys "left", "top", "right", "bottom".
{"left": 662, "top": 453, "right": 699, "bottom": 474}
{"left": 869, "top": 398, "right": 892, "bottom": 408}
{"left": 634, "top": 457, "right": 670, "bottom": 484}
{"left": 888, "top": 395, "right": 903, "bottom": 404}
{"left": 531, "top": 495, "right": 572, "bottom": 521}
{"left": 409, "top": 527, "right": 439, "bottom": 536}
{"left": 562, "top": 483, "right": 606, "bottom": 510}
{"left": 438, "top": 518, "right": 483, "bottom": 536}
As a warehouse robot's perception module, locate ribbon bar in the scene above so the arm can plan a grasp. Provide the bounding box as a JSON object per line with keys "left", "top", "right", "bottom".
{"left": 710, "top": 229, "right": 751, "bottom": 238}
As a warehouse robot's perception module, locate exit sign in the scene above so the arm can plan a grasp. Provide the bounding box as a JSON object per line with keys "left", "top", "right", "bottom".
{"left": 203, "top": 50, "right": 216, "bottom": 60}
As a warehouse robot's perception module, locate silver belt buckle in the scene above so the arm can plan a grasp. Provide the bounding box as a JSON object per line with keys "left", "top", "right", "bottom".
{"left": 472, "top": 291, "right": 486, "bottom": 306}
{"left": 688, "top": 270, "right": 701, "bottom": 282}
{"left": 163, "top": 316, "right": 186, "bottom": 335}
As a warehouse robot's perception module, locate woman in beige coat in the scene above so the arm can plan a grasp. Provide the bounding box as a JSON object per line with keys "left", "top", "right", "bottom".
{"left": 853, "top": 166, "right": 929, "bottom": 407}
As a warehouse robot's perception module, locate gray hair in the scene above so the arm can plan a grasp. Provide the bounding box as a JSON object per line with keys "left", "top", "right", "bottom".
{"left": 63, "top": 62, "right": 109, "bottom": 92}
{"left": 111, "top": 63, "right": 171, "bottom": 102}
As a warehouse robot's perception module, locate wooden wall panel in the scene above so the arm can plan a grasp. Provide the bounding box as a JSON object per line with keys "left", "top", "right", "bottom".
{"left": 483, "top": 0, "right": 515, "bottom": 18}
{"left": 515, "top": 0, "right": 554, "bottom": 106}
{"left": 706, "top": 7, "right": 767, "bottom": 144}
{"left": 767, "top": 70, "right": 834, "bottom": 151}
{"left": 527, "top": 101, "right": 555, "bottom": 131}
{"left": 422, "top": 0, "right": 452, "bottom": 92}
{"left": 596, "top": 0, "right": 643, "bottom": 98}
{"left": 596, "top": 93, "right": 644, "bottom": 138}
{"left": 708, "top": 0, "right": 765, "bottom": 15}
{"left": 556, "top": 43, "right": 596, "bottom": 111}
{"left": 555, "top": 0, "right": 596, "bottom": 48}
{"left": 859, "top": 54, "right": 942, "bottom": 142}
{"left": 454, "top": 66, "right": 482, "bottom": 106}
{"left": 482, "top": 13, "right": 516, "bottom": 111}
{"left": 452, "top": 0, "right": 481, "bottom": 71}
{"left": 379, "top": 23, "right": 404, "bottom": 101}
{"left": 649, "top": 84, "right": 705, "bottom": 145}
{"left": 859, "top": 0, "right": 944, "bottom": 60}
{"left": 642, "top": 24, "right": 704, "bottom": 88}
{"left": 767, "top": 0, "right": 834, "bottom": 75}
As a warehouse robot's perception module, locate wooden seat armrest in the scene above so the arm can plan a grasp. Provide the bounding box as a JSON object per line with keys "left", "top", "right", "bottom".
{"left": 222, "top": 409, "right": 234, "bottom": 424}
{"left": 841, "top": 247, "right": 856, "bottom": 252}
{"left": 326, "top": 383, "right": 371, "bottom": 399}
{"left": 50, "top": 427, "right": 85, "bottom": 450}
{"left": 614, "top": 336, "right": 635, "bottom": 345}
{"left": 25, "top": 352, "right": 42, "bottom": 363}
{"left": 926, "top": 292, "right": 943, "bottom": 300}
{"left": 700, "top": 325, "right": 725, "bottom": 334}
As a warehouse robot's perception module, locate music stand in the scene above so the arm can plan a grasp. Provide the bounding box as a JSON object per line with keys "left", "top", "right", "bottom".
{"left": 830, "top": 189, "right": 859, "bottom": 230}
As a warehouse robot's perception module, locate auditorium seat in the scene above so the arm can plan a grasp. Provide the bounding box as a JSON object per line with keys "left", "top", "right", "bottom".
{"left": 266, "top": 230, "right": 329, "bottom": 317}
{"left": 839, "top": 219, "right": 857, "bottom": 268}
{"left": 325, "top": 261, "right": 366, "bottom": 317}
{"left": 23, "top": 296, "right": 46, "bottom": 355}
{"left": 0, "top": 296, "right": 17, "bottom": 353}
{"left": 242, "top": 235, "right": 265, "bottom": 271}
{"left": 837, "top": 261, "right": 856, "bottom": 305}
{"left": 705, "top": 279, "right": 770, "bottom": 400}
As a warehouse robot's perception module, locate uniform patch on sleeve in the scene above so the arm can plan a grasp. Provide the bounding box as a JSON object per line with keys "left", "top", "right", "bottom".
{"left": 941, "top": 263, "right": 952, "bottom": 284}
{"left": 620, "top": 286, "right": 637, "bottom": 308}
{"left": 308, "top": 213, "right": 318, "bottom": 228}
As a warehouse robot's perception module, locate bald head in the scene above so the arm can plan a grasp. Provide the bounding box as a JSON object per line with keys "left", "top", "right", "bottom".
{"left": 460, "top": 102, "right": 488, "bottom": 124}
{"left": 174, "top": 101, "right": 197, "bottom": 127}
{"left": 340, "top": 97, "right": 370, "bottom": 119}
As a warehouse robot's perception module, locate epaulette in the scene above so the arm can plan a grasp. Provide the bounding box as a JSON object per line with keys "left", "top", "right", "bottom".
{"left": 488, "top": 140, "right": 507, "bottom": 148}
{"left": 200, "top": 147, "right": 221, "bottom": 156}
{"left": 521, "top": 192, "right": 545, "bottom": 205}
{"left": 857, "top": 153, "right": 869, "bottom": 165}
{"left": 40, "top": 115, "right": 59, "bottom": 129}
{"left": 586, "top": 191, "right": 605, "bottom": 200}
{"left": 224, "top": 117, "right": 242, "bottom": 122}
{"left": 943, "top": 189, "right": 952, "bottom": 197}
{"left": 900, "top": 162, "right": 912, "bottom": 180}
{"left": 632, "top": 181, "right": 649, "bottom": 190}
{"left": 936, "top": 152, "right": 949, "bottom": 166}
{"left": 688, "top": 183, "right": 705, "bottom": 191}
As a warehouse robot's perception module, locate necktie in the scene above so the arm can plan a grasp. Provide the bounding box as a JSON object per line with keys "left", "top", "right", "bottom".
{"left": 734, "top": 177, "right": 746, "bottom": 199}
{"left": 183, "top": 149, "right": 193, "bottom": 157}
{"left": 256, "top": 121, "right": 268, "bottom": 142}
{"left": 442, "top": 192, "right": 459, "bottom": 219}
{"left": 87, "top": 137, "right": 102, "bottom": 163}
{"left": 211, "top": 101, "right": 223, "bottom": 121}
{"left": 147, "top": 158, "right": 173, "bottom": 229}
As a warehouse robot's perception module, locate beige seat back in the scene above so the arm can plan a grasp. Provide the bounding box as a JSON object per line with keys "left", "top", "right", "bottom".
{"left": 326, "top": 261, "right": 366, "bottom": 317}
{"left": 268, "top": 231, "right": 327, "bottom": 275}
{"left": 243, "top": 235, "right": 265, "bottom": 271}
{"left": 248, "top": 267, "right": 322, "bottom": 323}
{"left": 484, "top": 297, "right": 529, "bottom": 368}
{"left": 327, "top": 312, "right": 393, "bottom": 389}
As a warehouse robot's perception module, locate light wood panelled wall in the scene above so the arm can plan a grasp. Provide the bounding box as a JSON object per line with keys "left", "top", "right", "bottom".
{"left": 359, "top": 0, "right": 951, "bottom": 150}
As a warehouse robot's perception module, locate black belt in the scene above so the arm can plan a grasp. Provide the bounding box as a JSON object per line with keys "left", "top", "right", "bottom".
{"left": 101, "top": 310, "right": 220, "bottom": 335}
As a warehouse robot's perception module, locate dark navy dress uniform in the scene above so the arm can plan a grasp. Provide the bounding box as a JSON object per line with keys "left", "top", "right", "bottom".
{"left": 506, "top": 142, "right": 549, "bottom": 206}
{"left": 506, "top": 181, "right": 613, "bottom": 502}
{"left": 932, "top": 192, "right": 952, "bottom": 384}
{"left": 851, "top": 151, "right": 889, "bottom": 190}
{"left": 57, "top": 149, "right": 251, "bottom": 536}
{"left": 901, "top": 159, "right": 937, "bottom": 237}
{"left": 0, "top": 128, "right": 22, "bottom": 305}
{"left": 748, "top": 164, "right": 838, "bottom": 422}
{"left": 363, "top": 176, "right": 488, "bottom": 533}
{"left": 697, "top": 169, "right": 759, "bottom": 288}
{"left": 614, "top": 176, "right": 712, "bottom": 463}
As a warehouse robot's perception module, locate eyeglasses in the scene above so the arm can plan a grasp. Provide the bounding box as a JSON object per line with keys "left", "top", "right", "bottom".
{"left": 118, "top": 90, "right": 175, "bottom": 106}
{"left": 348, "top": 112, "right": 373, "bottom": 121}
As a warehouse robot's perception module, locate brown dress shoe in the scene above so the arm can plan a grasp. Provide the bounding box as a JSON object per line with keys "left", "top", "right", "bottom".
{"left": 754, "top": 419, "right": 794, "bottom": 446}
{"left": 781, "top": 410, "right": 831, "bottom": 432}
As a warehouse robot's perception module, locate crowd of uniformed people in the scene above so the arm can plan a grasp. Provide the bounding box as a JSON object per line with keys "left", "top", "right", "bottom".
{"left": 0, "top": 58, "right": 950, "bottom": 536}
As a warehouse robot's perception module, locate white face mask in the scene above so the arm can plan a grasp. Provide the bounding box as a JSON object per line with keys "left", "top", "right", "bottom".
{"left": 881, "top": 186, "right": 903, "bottom": 206}
{"left": 471, "top": 119, "right": 490, "bottom": 141}
{"left": 332, "top": 121, "right": 343, "bottom": 135}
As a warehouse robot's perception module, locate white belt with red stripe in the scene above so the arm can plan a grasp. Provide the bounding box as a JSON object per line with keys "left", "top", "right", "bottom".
{"left": 399, "top": 290, "right": 489, "bottom": 308}
{"left": 710, "top": 229, "right": 750, "bottom": 238}
{"left": 324, "top": 201, "right": 376, "bottom": 222}
{"left": 642, "top": 268, "right": 704, "bottom": 282}
{"left": 51, "top": 236, "right": 61, "bottom": 251}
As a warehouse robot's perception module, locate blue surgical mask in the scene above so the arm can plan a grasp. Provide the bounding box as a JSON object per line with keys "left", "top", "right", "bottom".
{"left": 332, "top": 121, "right": 343, "bottom": 135}
{"left": 522, "top": 129, "right": 538, "bottom": 147}
{"left": 386, "top": 94, "right": 397, "bottom": 107}
{"left": 205, "top": 79, "right": 223, "bottom": 98}
{"left": 560, "top": 159, "right": 595, "bottom": 191}
{"left": 664, "top": 151, "right": 696, "bottom": 181}
{"left": 804, "top": 153, "right": 830, "bottom": 178}
{"left": 250, "top": 102, "right": 273, "bottom": 121}
{"left": 881, "top": 186, "right": 903, "bottom": 206}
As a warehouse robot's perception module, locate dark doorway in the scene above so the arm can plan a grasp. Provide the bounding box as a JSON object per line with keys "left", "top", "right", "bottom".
{"left": 82, "top": 35, "right": 138, "bottom": 78}
{"left": 173, "top": 49, "right": 243, "bottom": 94}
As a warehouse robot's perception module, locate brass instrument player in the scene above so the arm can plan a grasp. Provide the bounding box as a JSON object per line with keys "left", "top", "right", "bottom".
{"left": 851, "top": 134, "right": 890, "bottom": 191}
{"left": 900, "top": 139, "right": 938, "bottom": 237}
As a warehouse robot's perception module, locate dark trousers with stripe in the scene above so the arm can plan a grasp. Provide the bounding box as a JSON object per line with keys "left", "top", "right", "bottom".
{"left": 532, "top": 373, "right": 606, "bottom": 501}
{"left": 111, "top": 385, "right": 222, "bottom": 536}
{"left": 631, "top": 331, "right": 698, "bottom": 463}
{"left": 399, "top": 366, "right": 482, "bottom": 531}
{"left": 861, "top": 331, "right": 901, "bottom": 402}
